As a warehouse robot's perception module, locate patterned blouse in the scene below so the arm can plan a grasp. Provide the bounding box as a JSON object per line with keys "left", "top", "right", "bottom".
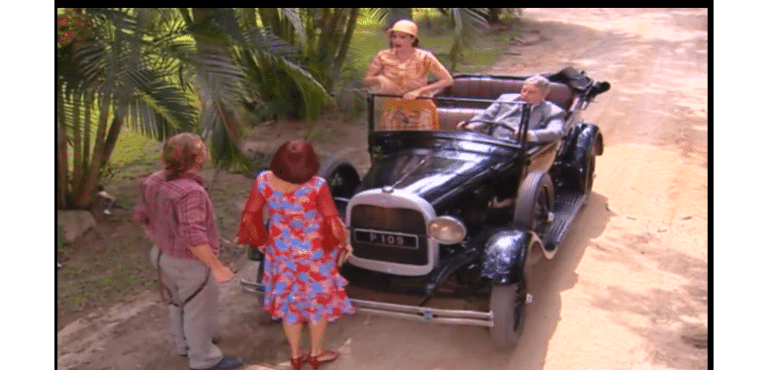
{"left": 369, "top": 48, "right": 450, "bottom": 130}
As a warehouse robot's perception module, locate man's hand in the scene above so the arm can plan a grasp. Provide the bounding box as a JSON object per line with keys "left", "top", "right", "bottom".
{"left": 457, "top": 121, "right": 473, "bottom": 131}
{"left": 189, "top": 244, "right": 236, "bottom": 283}
{"left": 212, "top": 266, "right": 235, "bottom": 283}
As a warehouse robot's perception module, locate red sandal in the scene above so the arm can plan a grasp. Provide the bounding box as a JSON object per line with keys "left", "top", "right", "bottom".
{"left": 290, "top": 354, "right": 307, "bottom": 370}
{"left": 307, "top": 350, "right": 338, "bottom": 369}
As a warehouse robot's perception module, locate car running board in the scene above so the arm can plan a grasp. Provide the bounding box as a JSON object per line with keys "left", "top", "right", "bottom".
{"left": 544, "top": 190, "right": 588, "bottom": 252}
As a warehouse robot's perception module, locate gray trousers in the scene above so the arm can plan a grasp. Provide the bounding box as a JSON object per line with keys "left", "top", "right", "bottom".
{"left": 150, "top": 245, "right": 223, "bottom": 369}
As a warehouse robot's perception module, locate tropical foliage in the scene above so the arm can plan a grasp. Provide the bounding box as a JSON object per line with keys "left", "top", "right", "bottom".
{"left": 56, "top": 8, "right": 495, "bottom": 209}
{"left": 56, "top": 8, "right": 328, "bottom": 209}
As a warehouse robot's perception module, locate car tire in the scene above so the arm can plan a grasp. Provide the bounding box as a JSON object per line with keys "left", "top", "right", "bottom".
{"left": 490, "top": 281, "right": 527, "bottom": 349}
{"left": 578, "top": 140, "right": 597, "bottom": 199}
{"left": 513, "top": 172, "right": 554, "bottom": 234}
{"left": 317, "top": 158, "right": 360, "bottom": 199}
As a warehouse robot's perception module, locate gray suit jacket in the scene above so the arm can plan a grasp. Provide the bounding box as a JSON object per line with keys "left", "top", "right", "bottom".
{"left": 467, "top": 93, "right": 566, "bottom": 143}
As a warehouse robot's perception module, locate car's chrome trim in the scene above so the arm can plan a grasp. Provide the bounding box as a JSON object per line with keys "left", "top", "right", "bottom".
{"left": 345, "top": 188, "right": 437, "bottom": 276}
{"left": 241, "top": 278, "right": 493, "bottom": 327}
{"left": 348, "top": 297, "right": 493, "bottom": 327}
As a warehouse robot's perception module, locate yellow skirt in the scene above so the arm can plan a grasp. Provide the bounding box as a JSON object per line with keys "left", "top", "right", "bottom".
{"left": 380, "top": 98, "right": 439, "bottom": 131}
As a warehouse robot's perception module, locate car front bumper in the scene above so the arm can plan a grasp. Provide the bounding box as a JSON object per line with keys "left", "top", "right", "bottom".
{"left": 240, "top": 278, "right": 494, "bottom": 327}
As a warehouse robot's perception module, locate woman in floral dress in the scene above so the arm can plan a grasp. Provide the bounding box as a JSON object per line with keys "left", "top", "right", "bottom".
{"left": 364, "top": 19, "right": 453, "bottom": 130}
{"left": 238, "top": 140, "right": 353, "bottom": 370}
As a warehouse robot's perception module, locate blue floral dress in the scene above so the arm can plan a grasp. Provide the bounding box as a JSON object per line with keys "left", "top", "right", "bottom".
{"left": 238, "top": 173, "right": 354, "bottom": 323}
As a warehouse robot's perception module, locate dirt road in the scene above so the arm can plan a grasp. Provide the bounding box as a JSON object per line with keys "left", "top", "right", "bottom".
{"left": 56, "top": 8, "right": 709, "bottom": 370}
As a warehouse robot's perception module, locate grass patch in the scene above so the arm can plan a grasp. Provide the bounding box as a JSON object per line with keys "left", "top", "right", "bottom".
{"left": 57, "top": 230, "right": 157, "bottom": 316}
{"left": 56, "top": 168, "right": 253, "bottom": 328}
{"left": 104, "top": 127, "right": 162, "bottom": 181}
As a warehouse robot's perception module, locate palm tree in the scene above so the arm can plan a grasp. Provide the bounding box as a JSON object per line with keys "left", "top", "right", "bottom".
{"left": 57, "top": 8, "right": 198, "bottom": 209}
{"left": 56, "top": 8, "right": 329, "bottom": 209}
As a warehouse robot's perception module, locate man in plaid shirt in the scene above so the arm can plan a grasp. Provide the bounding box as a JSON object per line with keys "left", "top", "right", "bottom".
{"left": 134, "top": 133, "right": 242, "bottom": 370}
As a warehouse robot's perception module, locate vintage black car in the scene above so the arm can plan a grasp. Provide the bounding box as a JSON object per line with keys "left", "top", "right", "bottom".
{"left": 242, "top": 67, "right": 610, "bottom": 349}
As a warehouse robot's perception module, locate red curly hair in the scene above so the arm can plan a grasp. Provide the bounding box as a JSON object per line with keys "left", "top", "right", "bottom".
{"left": 270, "top": 139, "right": 319, "bottom": 184}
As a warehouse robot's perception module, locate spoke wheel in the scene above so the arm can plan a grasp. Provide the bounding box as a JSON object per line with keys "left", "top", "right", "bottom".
{"left": 513, "top": 172, "right": 554, "bottom": 237}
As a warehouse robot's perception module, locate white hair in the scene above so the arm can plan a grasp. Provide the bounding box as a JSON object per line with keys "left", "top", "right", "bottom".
{"left": 524, "top": 75, "right": 551, "bottom": 95}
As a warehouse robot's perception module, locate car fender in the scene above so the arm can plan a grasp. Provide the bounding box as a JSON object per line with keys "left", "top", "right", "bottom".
{"left": 574, "top": 123, "right": 603, "bottom": 157}
{"left": 572, "top": 123, "right": 602, "bottom": 184}
{"left": 555, "top": 122, "right": 602, "bottom": 189}
{"left": 481, "top": 229, "right": 540, "bottom": 285}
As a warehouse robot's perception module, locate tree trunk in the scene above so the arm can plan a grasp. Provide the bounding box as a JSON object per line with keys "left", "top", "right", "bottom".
{"left": 71, "top": 97, "right": 111, "bottom": 208}
{"left": 329, "top": 8, "right": 358, "bottom": 92}
{"left": 258, "top": 8, "right": 279, "bottom": 37}
{"left": 82, "top": 92, "right": 91, "bottom": 186}
{"left": 487, "top": 8, "right": 502, "bottom": 24}
{"left": 71, "top": 93, "right": 83, "bottom": 198}
{"left": 213, "top": 100, "right": 242, "bottom": 148}
{"left": 56, "top": 83, "right": 69, "bottom": 209}
{"left": 317, "top": 8, "right": 343, "bottom": 61}
{"left": 102, "top": 116, "right": 123, "bottom": 166}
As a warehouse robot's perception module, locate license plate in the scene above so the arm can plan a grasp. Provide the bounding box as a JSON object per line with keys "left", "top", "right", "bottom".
{"left": 354, "top": 229, "right": 419, "bottom": 249}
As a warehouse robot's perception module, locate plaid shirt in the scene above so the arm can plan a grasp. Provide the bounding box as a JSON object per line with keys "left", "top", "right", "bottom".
{"left": 134, "top": 171, "right": 219, "bottom": 260}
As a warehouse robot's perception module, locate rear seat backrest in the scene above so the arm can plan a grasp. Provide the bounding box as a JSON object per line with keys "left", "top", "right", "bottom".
{"left": 437, "top": 108, "right": 486, "bottom": 131}
{"left": 440, "top": 77, "right": 574, "bottom": 110}
{"left": 546, "top": 83, "right": 573, "bottom": 111}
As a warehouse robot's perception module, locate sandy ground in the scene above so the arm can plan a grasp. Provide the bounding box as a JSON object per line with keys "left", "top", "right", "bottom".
{"left": 56, "top": 8, "right": 709, "bottom": 370}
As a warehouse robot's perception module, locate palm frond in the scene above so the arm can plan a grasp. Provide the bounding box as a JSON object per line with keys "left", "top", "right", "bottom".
{"left": 236, "top": 47, "right": 328, "bottom": 122}
{"left": 200, "top": 99, "right": 252, "bottom": 172}
{"left": 124, "top": 69, "right": 198, "bottom": 139}
{"left": 126, "top": 96, "right": 179, "bottom": 141}
{"left": 367, "top": 8, "right": 389, "bottom": 22}
{"left": 186, "top": 8, "right": 244, "bottom": 48}
{"left": 209, "top": 8, "right": 249, "bottom": 46}
{"left": 278, "top": 8, "right": 306, "bottom": 44}
{"left": 193, "top": 48, "right": 247, "bottom": 106}
{"left": 245, "top": 26, "right": 299, "bottom": 60}
{"left": 89, "top": 8, "right": 138, "bottom": 33}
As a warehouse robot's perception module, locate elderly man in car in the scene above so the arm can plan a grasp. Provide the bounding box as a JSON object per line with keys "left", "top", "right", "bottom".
{"left": 457, "top": 75, "right": 566, "bottom": 143}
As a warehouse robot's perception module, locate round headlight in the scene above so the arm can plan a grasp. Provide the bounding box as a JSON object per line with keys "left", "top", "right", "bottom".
{"left": 427, "top": 216, "right": 467, "bottom": 245}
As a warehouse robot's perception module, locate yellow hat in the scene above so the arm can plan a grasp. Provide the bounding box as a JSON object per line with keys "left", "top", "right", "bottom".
{"left": 388, "top": 19, "right": 418, "bottom": 40}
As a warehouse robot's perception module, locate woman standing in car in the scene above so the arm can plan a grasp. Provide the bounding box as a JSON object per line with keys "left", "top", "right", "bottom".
{"left": 364, "top": 19, "right": 453, "bottom": 130}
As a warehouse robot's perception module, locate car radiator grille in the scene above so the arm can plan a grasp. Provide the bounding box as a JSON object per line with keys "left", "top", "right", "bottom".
{"left": 350, "top": 205, "right": 428, "bottom": 265}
